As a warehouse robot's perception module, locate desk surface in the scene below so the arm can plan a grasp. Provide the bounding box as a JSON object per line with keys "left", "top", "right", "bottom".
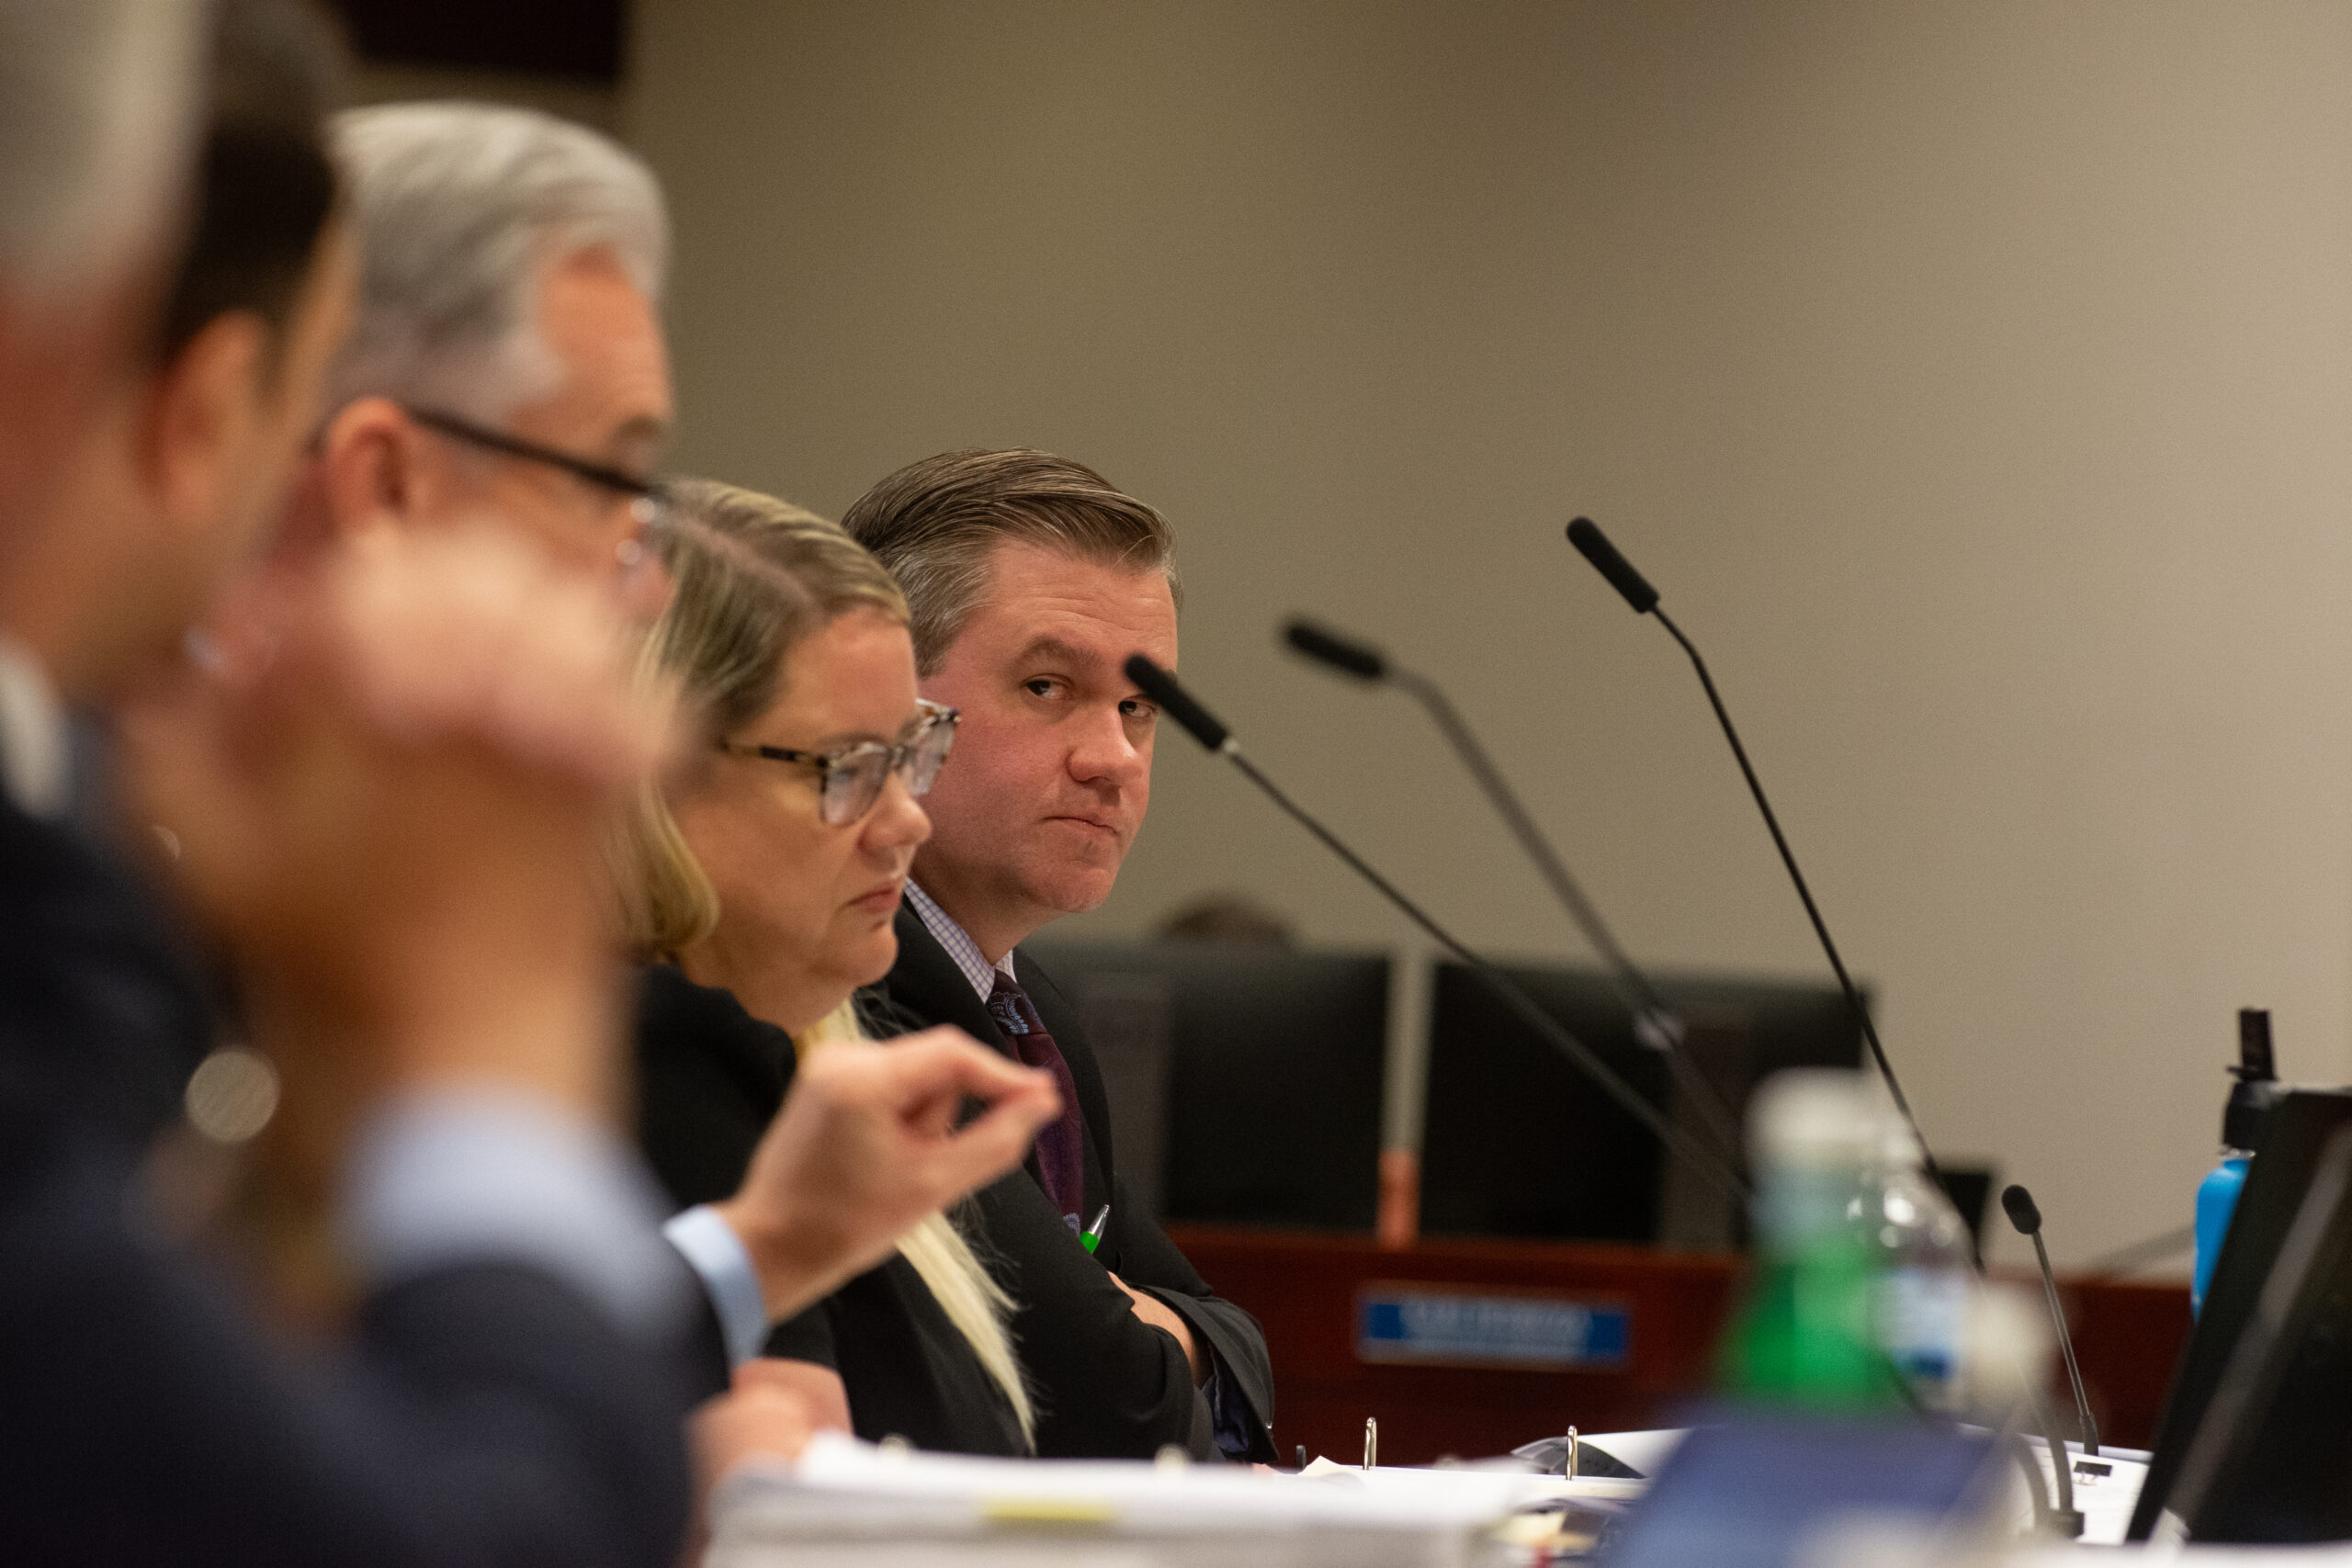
{"left": 1166, "top": 1224, "right": 2190, "bottom": 1468}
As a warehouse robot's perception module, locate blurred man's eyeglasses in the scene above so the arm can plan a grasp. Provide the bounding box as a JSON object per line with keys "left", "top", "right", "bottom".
{"left": 402, "top": 403, "right": 656, "bottom": 498}
{"left": 401, "top": 403, "right": 669, "bottom": 569}
{"left": 718, "top": 700, "right": 959, "bottom": 827}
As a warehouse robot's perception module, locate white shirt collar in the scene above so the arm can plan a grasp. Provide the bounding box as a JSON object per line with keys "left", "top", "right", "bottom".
{"left": 0, "top": 637, "right": 68, "bottom": 819}
{"left": 903, "top": 880, "right": 1015, "bottom": 1003}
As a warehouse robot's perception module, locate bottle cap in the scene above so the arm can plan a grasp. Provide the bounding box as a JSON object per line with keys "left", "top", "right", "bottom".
{"left": 1750, "top": 1068, "right": 1874, "bottom": 1168}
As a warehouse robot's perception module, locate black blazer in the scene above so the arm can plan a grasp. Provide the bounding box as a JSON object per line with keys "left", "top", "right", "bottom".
{"left": 0, "top": 795, "right": 693, "bottom": 1565}
{"left": 634, "top": 964, "right": 1026, "bottom": 1456}
{"left": 859, "top": 905, "right": 1279, "bottom": 1462}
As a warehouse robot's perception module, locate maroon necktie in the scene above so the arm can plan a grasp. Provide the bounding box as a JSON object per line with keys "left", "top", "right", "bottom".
{"left": 987, "top": 972, "right": 1086, "bottom": 1226}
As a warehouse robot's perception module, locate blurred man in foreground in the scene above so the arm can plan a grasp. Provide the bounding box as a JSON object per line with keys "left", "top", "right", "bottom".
{"left": 0, "top": 4, "right": 1057, "bottom": 1559}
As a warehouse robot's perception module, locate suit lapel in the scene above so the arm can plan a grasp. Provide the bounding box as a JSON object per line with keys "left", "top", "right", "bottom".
{"left": 869, "top": 908, "right": 1114, "bottom": 1231}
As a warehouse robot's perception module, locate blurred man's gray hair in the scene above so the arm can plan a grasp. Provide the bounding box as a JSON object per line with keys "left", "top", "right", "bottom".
{"left": 0, "top": 0, "right": 202, "bottom": 290}
{"left": 326, "top": 102, "right": 669, "bottom": 420}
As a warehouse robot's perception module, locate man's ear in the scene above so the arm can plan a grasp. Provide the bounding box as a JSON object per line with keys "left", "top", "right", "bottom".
{"left": 141, "top": 310, "right": 269, "bottom": 541}
{"left": 316, "top": 395, "right": 425, "bottom": 539}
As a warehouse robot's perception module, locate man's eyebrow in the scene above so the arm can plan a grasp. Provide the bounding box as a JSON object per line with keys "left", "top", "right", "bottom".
{"left": 1013, "top": 636, "right": 1101, "bottom": 671}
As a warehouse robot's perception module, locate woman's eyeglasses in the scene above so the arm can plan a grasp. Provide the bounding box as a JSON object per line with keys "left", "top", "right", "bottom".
{"left": 718, "top": 700, "right": 958, "bottom": 826}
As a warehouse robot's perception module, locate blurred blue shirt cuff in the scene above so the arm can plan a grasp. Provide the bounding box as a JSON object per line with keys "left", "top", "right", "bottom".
{"left": 343, "top": 1090, "right": 688, "bottom": 1340}
{"left": 662, "top": 1203, "right": 769, "bottom": 1367}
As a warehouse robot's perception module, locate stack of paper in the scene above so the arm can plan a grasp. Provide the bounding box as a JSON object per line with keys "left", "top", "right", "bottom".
{"left": 706, "top": 1433, "right": 1543, "bottom": 1568}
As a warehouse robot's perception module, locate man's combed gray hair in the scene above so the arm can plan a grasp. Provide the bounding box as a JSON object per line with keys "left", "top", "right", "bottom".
{"left": 326, "top": 101, "right": 669, "bottom": 419}
{"left": 0, "top": 0, "right": 202, "bottom": 289}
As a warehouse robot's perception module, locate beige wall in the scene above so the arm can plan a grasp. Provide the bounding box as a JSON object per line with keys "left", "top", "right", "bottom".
{"left": 626, "top": 1, "right": 2352, "bottom": 1271}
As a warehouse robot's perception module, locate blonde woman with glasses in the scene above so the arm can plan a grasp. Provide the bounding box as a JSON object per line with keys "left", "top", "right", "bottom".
{"left": 622, "top": 479, "right": 1033, "bottom": 1454}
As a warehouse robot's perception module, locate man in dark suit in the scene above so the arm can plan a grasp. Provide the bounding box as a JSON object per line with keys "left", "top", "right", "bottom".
{"left": 0, "top": 12, "right": 695, "bottom": 1557}
{"left": 845, "top": 448, "right": 1278, "bottom": 1462}
{"left": 0, "top": 6, "right": 1058, "bottom": 1560}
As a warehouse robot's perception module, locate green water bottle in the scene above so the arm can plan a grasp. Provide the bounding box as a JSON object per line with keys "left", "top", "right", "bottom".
{"left": 1718, "top": 1069, "right": 1896, "bottom": 1411}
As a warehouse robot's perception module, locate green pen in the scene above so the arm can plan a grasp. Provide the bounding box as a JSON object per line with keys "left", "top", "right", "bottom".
{"left": 1080, "top": 1204, "right": 1112, "bottom": 1255}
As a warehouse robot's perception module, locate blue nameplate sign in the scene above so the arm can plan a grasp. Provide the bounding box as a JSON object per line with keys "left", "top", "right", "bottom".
{"left": 1357, "top": 1285, "right": 1631, "bottom": 1370}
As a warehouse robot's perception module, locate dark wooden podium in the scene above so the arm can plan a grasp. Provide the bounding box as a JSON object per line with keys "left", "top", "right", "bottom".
{"left": 1167, "top": 1224, "right": 2191, "bottom": 1467}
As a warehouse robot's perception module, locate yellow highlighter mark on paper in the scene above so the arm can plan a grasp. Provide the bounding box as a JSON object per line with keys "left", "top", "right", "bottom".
{"left": 978, "top": 1496, "right": 1118, "bottom": 1527}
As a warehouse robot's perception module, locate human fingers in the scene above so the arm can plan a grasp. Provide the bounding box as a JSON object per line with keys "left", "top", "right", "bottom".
{"left": 690, "top": 1382, "right": 814, "bottom": 1496}
{"left": 717, "top": 1042, "right": 1057, "bottom": 1316}
{"left": 732, "top": 1359, "right": 851, "bottom": 1435}
{"left": 871, "top": 1034, "right": 1060, "bottom": 1166}
{"left": 877, "top": 1027, "right": 1060, "bottom": 1116}
{"left": 322, "top": 522, "right": 672, "bottom": 792}
{"left": 868, "top": 1040, "right": 1061, "bottom": 1203}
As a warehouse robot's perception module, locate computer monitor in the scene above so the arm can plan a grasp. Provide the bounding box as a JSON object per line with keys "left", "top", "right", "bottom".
{"left": 1022, "top": 939, "right": 1390, "bottom": 1230}
{"left": 2128, "top": 1088, "right": 2352, "bottom": 1540}
{"left": 1419, "top": 962, "right": 1863, "bottom": 1247}
{"left": 2142, "top": 1119, "right": 2352, "bottom": 1543}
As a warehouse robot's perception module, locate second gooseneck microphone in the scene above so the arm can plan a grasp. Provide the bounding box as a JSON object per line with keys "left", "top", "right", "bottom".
{"left": 2004, "top": 1183, "right": 2101, "bottom": 1458}
{"left": 1564, "top": 515, "right": 1941, "bottom": 1188}
{"left": 1282, "top": 617, "right": 1742, "bottom": 1168}
{"left": 1123, "top": 652, "right": 1749, "bottom": 1204}
{"left": 1281, "top": 619, "right": 1667, "bottom": 1024}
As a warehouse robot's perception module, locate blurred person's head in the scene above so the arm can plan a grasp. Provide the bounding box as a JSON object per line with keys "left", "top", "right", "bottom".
{"left": 4, "top": 0, "right": 349, "bottom": 704}
{"left": 841, "top": 449, "right": 1178, "bottom": 963}
{"left": 304, "top": 103, "right": 671, "bottom": 579}
{"left": 624, "top": 479, "right": 939, "bottom": 1035}
{"left": 0, "top": 0, "right": 205, "bottom": 586}
{"left": 620, "top": 478, "right": 1032, "bottom": 1443}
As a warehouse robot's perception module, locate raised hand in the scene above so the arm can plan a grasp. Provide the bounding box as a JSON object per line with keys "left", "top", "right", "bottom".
{"left": 715, "top": 1027, "right": 1060, "bottom": 1321}
{"left": 118, "top": 520, "right": 676, "bottom": 1171}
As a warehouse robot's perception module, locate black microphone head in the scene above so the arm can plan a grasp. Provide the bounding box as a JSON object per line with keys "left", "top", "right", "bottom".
{"left": 1124, "top": 654, "right": 1230, "bottom": 751}
{"left": 1283, "top": 619, "right": 1387, "bottom": 682}
{"left": 2001, "top": 1183, "right": 2042, "bottom": 1236}
{"left": 1566, "top": 516, "right": 1661, "bottom": 615}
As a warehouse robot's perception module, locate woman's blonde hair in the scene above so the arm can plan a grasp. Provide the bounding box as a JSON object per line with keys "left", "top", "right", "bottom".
{"left": 800, "top": 1002, "right": 1034, "bottom": 1444}
{"left": 621, "top": 478, "right": 1034, "bottom": 1445}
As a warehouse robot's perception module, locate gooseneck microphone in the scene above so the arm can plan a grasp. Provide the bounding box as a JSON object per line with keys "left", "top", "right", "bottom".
{"left": 1124, "top": 652, "right": 1749, "bottom": 1204}
{"left": 2004, "top": 1183, "right": 2100, "bottom": 1457}
{"left": 1282, "top": 618, "right": 1666, "bottom": 1018}
{"left": 1283, "top": 621, "right": 1385, "bottom": 682}
{"left": 1564, "top": 519, "right": 1659, "bottom": 614}
{"left": 1563, "top": 516, "right": 1941, "bottom": 1188}
{"left": 1282, "top": 616, "right": 1741, "bottom": 1168}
